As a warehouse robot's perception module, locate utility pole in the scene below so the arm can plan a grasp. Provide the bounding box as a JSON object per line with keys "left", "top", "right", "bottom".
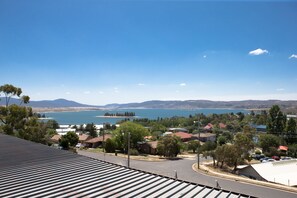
{"left": 128, "top": 132, "right": 130, "bottom": 168}
{"left": 194, "top": 121, "right": 200, "bottom": 169}
{"left": 102, "top": 124, "right": 105, "bottom": 161}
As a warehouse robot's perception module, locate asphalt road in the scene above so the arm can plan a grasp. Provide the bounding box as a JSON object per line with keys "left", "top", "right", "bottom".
{"left": 78, "top": 150, "right": 297, "bottom": 198}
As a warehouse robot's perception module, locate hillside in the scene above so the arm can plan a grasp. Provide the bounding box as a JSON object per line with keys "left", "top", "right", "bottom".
{"left": 104, "top": 100, "right": 297, "bottom": 112}
{"left": 1, "top": 98, "right": 297, "bottom": 113}
{"left": 0, "top": 98, "right": 98, "bottom": 108}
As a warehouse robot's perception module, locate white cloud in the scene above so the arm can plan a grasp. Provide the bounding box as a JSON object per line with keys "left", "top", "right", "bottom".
{"left": 83, "top": 91, "right": 91, "bottom": 94}
{"left": 98, "top": 91, "right": 104, "bottom": 94}
{"left": 114, "top": 87, "right": 119, "bottom": 93}
{"left": 65, "top": 92, "right": 71, "bottom": 95}
{"left": 276, "top": 88, "right": 285, "bottom": 92}
{"left": 138, "top": 83, "right": 145, "bottom": 86}
{"left": 179, "top": 83, "right": 186, "bottom": 87}
{"left": 249, "top": 48, "right": 268, "bottom": 56}
{"left": 289, "top": 54, "right": 297, "bottom": 59}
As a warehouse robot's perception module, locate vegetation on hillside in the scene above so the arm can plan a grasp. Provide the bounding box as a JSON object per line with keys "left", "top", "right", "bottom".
{"left": 1, "top": 84, "right": 297, "bottom": 169}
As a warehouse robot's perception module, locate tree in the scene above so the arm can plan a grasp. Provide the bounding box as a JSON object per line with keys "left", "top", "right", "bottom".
{"left": 85, "top": 123, "right": 97, "bottom": 137}
{"left": 288, "top": 144, "right": 297, "bottom": 158}
{"left": 215, "top": 144, "right": 241, "bottom": 169}
{"left": 242, "top": 125, "right": 255, "bottom": 140}
{"left": 45, "top": 120, "right": 60, "bottom": 129}
{"left": 0, "top": 84, "right": 32, "bottom": 136}
{"left": 150, "top": 123, "right": 167, "bottom": 133}
{"left": 15, "top": 117, "right": 47, "bottom": 144}
{"left": 113, "top": 122, "right": 149, "bottom": 151}
{"left": 233, "top": 132, "right": 254, "bottom": 168}
{"left": 267, "top": 105, "right": 286, "bottom": 136}
{"left": 105, "top": 138, "right": 116, "bottom": 153}
{"left": 0, "top": 84, "right": 29, "bottom": 107}
{"left": 286, "top": 118, "right": 297, "bottom": 144}
{"left": 157, "top": 135, "right": 182, "bottom": 157}
{"left": 187, "top": 140, "right": 200, "bottom": 153}
{"left": 217, "top": 135, "right": 227, "bottom": 146}
{"left": 59, "top": 131, "right": 79, "bottom": 149}
{"left": 221, "top": 131, "right": 233, "bottom": 142}
{"left": 59, "top": 136, "right": 70, "bottom": 150}
{"left": 259, "top": 134, "right": 281, "bottom": 153}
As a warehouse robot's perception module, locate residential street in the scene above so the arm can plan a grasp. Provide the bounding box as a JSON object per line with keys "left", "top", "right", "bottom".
{"left": 78, "top": 150, "right": 297, "bottom": 198}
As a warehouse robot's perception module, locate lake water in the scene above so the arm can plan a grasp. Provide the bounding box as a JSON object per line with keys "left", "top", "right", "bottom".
{"left": 44, "top": 108, "right": 247, "bottom": 125}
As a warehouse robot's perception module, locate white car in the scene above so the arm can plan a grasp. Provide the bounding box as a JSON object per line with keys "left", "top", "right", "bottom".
{"left": 75, "top": 143, "right": 82, "bottom": 148}
{"left": 262, "top": 158, "right": 275, "bottom": 163}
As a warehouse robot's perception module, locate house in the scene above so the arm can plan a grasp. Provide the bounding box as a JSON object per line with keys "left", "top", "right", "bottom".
{"left": 204, "top": 123, "right": 214, "bottom": 131}
{"left": 163, "top": 131, "right": 173, "bottom": 136}
{"left": 278, "top": 145, "right": 288, "bottom": 155}
{"left": 85, "top": 134, "right": 112, "bottom": 148}
{"left": 138, "top": 141, "right": 158, "bottom": 155}
{"left": 193, "top": 133, "right": 216, "bottom": 142}
{"left": 144, "top": 136, "right": 153, "bottom": 141}
{"left": 50, "top": 134, "right": 61, "bottom": 144}
{"left": 237, "top": 160, "right": 297, "bottom": 187}
{"left": 171, "top": 132, "right": 193, "bottom": 142}
{"left": 168, "top": 128, "right": 188, "bottom": 133}
{"left": 56, "top": 128, "right": 78, "bottom": 136}
{"left": 78, "top": 134, "right": 92, "bottom": 146}
{"left": 251, "top": 124, "right": 267, "bottom": 133}
{"left": 219, "top": 123, "right": 227, "bottom": 129}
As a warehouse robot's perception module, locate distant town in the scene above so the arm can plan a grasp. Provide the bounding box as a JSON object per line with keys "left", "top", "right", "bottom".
{"left": 1, "top": 84, "right": 297, "bottom": 197}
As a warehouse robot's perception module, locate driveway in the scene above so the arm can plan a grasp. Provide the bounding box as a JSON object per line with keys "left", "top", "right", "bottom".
{"left": 78, "top": 150, "right": 297, "bottom": 198}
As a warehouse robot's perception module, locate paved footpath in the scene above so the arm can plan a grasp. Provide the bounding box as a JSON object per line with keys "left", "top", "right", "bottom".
{"left": 78, "top": 150, "right": 297, "bottom": 198}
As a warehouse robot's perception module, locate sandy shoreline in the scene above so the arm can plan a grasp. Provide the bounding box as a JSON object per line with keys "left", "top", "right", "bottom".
{"left": 96, "top": 116, "right": 138, "bottom": 118}
{"left": 32, "top": 107, "right": 103, "bottom": 113}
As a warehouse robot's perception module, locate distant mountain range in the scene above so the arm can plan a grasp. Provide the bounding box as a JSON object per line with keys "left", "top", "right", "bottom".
{"left": 104, "top": 100, "right": 297, "bottom": 112}
{"left": 1, "top": 97, "right": 297, "bottom": 112}
{"left": 0, "top": 98, "right": 97, "bottom": 108}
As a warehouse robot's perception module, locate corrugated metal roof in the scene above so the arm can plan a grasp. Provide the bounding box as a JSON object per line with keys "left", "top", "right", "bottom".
{"left": 0, "top": 134, "right": 254, "bottom": 197}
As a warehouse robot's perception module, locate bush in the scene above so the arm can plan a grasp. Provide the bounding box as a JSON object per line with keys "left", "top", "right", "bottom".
{"left": 255, "top": 149, "right": 261, "bottom": 155}
{"left": 105, "top": 138, "right": 116, "bottom": 153}
{"left": 129, "top": 148, "right": 139, "bottom": 156}
{"left": 157, "top": 135, "right": 182, "bottom": 157}
{"left": 59, "top": 136, "right": 69, "bottom": 150}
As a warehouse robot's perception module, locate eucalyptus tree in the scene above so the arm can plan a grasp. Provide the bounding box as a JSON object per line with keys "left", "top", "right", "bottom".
{"left": 267, "top": 105, "right": 287, "bottom": 136}
{"left": 0, "top": 84, "right": 31, "bottom": 135}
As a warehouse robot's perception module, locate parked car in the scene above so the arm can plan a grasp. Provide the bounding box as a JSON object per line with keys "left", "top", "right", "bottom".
{"left": 281, "top": 157, "right": 292, "bottom": 161}
{"left": 254, "top": 154, "right": 265, "bottom": 160}
{"left": 260, "top": 157, "right": 269, "bottom": 162}
{"left": 75, "top": 143, "right": 82, "bottom": 148}
{"left": 262, "top": 158, "right": 275, "bottom": 163}
{"left": 271, "top": 156, "right": 280, "bottom": 161}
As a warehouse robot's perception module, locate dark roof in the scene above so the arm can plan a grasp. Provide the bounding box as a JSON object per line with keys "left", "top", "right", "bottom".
{"left": 0, "top": 134, "right": 254, "bottom": 197}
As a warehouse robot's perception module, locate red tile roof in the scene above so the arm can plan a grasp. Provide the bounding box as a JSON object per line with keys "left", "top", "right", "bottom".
{"left": 204, "top": 123, "right": 214, "bottom": 130}
{"left": 172, "top": 132, "right": 192, "bottom": 139}
{"left": 219, "top": 123, "right": 227, "bottom": 129}
{"left": 278, "top": 145, "right": 288, "bottom": 151}
{"left": 86, "top": 134, "right": 112, "bottom": 143}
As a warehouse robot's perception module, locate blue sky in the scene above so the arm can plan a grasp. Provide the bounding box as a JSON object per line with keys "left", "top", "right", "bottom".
{"left": 0, "top": 0, "right": 297, "bottom": 105}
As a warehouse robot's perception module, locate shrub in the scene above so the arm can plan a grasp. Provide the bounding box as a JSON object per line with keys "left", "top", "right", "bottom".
{"left": 129, "top": 148, "right": 139, "bottom": 156}
{"left": 255, "top": 149, "right": 261, "bottom": 155}
{"left": 105, "top": 138, "right": 116, "bottom": 153}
